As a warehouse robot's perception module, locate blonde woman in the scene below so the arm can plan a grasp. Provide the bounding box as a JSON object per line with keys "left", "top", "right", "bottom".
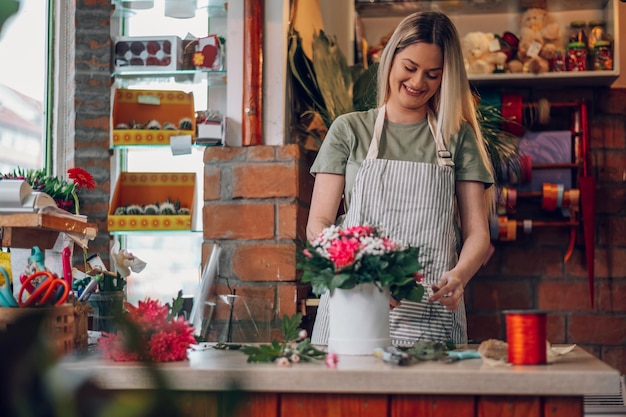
{"left": 307, "top": 11, "right": 495, "bottom": 346}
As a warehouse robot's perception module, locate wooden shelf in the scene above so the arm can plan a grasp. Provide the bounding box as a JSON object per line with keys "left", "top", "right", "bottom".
{"left": 0, "top": 213, "right": 98, "bottom": 249}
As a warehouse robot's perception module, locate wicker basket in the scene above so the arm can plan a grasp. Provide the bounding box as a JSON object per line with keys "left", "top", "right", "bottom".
{"left": 0, "top": 304, "right": 75, "bottom": 357}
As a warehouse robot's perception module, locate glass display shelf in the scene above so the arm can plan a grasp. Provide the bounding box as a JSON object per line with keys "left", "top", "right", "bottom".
{"left": 112, "top": 68, "right": 227, "bottom": 86}
{"left": 110, "top": 141, "right": 223, "bottom": 149}
{"left": 111, "top": 0, "right": 227, "bottom": 18}
{"left": 109, "top": 229, "right": 203, "bottom": 235}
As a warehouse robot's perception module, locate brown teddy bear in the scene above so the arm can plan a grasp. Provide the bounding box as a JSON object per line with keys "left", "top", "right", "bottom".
{"left": 508, "top": 8, "right": 562, "bottom": 74}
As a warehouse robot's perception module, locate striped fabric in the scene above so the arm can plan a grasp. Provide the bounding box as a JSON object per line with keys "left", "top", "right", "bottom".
{"left": 311, "top": 106, "right": 467, "bottom": 346}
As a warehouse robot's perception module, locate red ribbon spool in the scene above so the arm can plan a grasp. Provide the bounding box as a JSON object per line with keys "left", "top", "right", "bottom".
{"left": 505, "top": 310, "right": 547, "bottom": 365}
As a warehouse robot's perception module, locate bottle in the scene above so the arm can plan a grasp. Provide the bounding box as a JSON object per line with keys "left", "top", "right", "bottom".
{"left": 592, "top": 40, "right": 613, "bottom": 71}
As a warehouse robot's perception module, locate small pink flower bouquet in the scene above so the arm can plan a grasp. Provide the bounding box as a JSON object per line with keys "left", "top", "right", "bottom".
{"left": 97, "top": 297, "right": 196, "bottom": 362}
{"left": 299, "top": 225, "right": 425, "bottom": 303}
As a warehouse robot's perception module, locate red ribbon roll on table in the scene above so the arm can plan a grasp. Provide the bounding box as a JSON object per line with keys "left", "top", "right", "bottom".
{"left": 505, "top": 310, "right": 547, "bottom": 365}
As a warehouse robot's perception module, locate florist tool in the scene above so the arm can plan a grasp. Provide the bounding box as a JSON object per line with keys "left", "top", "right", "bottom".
{"left": 374, "top": 346, "right": 410, "bottom": 366}
{"left": 18, "top": 271, "right": 70, "bottom": 307}
{"left": 0, "top": 266, "right": 18, "bottom": 307}
{"left": 77, "top": 277, "right": 100, "bottom": 302}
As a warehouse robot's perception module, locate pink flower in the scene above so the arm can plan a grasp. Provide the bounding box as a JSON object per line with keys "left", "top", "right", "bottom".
{"left": 413, "top": 272, "right": 425, "bottom": 283}
{"left": 327, "top": 236, "right": 360, "bottom": 269}
{"left": 97, "top": 298, "right": 196, "bottom": 362}
{"left": 344, "top": 225, "right": 375, "bottom": 237}
{"left": 276, "top": 357, "right": 291, "bottom": 367}
{"left": 303, "top": 249, "right": 313, "bottom": 258}
{"left": 97, "top": 332, "right": 141, "bottom": 362}
{"left": 298, "top": 329, "right": 308, "bottom": 340}
{"left": 325, "top": 351, "right": 339, "bottom": 368}
{"left": 125, "top": 298, "right": 169, "bottom": 329}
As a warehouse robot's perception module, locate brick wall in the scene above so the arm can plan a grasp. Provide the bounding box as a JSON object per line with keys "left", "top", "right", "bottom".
{"left": 467, "top": 88, "right": 626, "bottom": 375}
{"left": 201, "top": 145, "right": 316, "bottom": 341}
{"left": 74, "top": 0, "right": 112, "bottom": 264}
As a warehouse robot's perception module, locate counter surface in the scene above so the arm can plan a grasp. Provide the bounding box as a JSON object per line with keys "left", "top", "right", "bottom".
{"left": 59, "top": 345, "right": 620, "bottom": 396}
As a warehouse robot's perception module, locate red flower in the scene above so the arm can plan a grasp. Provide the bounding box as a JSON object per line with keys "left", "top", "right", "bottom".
{"left": 124, "top": 298, "right": 169, "bottom": 329}
{"left": 148, "top": 317, "right": 196, "bottom": 362}
{"left": 97, "top": 297, "right": 196, "bottom": 362}
{"left": 68, "top": 167, "right": 95, "bottom": 190}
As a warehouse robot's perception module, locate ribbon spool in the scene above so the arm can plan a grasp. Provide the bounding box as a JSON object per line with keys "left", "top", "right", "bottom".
{"left": 497, "top": 216, "right": 517, "bottom": 241}
{"left": 520, "top": 155, "right": 532, "bottom": 184}
{"left": 501, "top": 94, "right": 525, "bottom": 137}
{"left": 505, "top": 310, "right": 547, "bottom": 365}
{"left": 541, "top": 184, "right": 580, "bottom": 215}
{"left": 497, "top": 187, "right": 517, "bottom": 215}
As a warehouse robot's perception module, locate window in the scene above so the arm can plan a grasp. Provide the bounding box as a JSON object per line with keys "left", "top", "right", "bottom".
{"left": 0, "top": 0, "right": 50, "bottom": 173}
{"left": 112, "top": 1, "right": 226, "bottom": 305}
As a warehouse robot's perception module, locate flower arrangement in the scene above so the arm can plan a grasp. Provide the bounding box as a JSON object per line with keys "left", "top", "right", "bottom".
{"left": 97, "top": 295, "right": 196, "bottom": 362}
{"left": 299, "top": 225, "right": 425, "bottom": 303}
{"left": 0, "top": 166, "right": 95, "bottom": 214}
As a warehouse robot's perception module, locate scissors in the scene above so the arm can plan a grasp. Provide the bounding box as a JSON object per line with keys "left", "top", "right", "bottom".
{"left": 18, "top": 271, "right": 70, "bottom": 307}
{"left": 0, "top": 266, "right": 18, "bottom": 307}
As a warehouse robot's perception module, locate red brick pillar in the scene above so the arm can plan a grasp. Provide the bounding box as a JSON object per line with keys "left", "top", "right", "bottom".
{"left": 202, "top": 144, "right": 314, "bottom": 341}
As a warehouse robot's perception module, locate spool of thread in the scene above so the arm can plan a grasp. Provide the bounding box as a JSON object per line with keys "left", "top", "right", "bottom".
{"left": 505, "top": 310, "right": 547, "bottom": 365}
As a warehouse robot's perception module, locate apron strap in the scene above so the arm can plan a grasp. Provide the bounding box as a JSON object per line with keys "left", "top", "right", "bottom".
{"left": 367, "top": 106, "right": 454, "bottom": 168}
{"left": 427, "top": 109, "right": 455, "bottom": 168}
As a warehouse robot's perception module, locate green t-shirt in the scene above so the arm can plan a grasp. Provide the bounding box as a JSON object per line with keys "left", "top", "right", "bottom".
{"left": 310, "top": 108, "right": 494, "bottom": 211}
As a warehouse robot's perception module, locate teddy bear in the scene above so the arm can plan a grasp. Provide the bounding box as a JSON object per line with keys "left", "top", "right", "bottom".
{"left": 508, "top": 8, "right": 562, "bottom": 74}
{"left": 461, "top": 31, "right": 508, "bottom": 75}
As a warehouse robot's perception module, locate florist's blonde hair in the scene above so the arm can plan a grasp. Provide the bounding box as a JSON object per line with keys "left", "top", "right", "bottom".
{"left": 377, "top": 11, "right": 495, "bottom": 215}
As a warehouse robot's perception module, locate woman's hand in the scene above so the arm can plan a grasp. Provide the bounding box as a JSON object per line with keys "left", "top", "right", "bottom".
{"left": 428, "top": 273, "right": 464, "bottom": 311}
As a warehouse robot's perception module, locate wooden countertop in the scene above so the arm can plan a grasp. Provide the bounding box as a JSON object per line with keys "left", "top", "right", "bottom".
{"left": 59, "top": 345, "right": 620, "bottom": 396}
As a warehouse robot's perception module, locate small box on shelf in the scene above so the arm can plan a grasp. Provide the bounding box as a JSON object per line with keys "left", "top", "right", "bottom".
{"left": 112, "top": 89, "right": 195, "bottom": 146}
{"left": 108, "top": 172, "right": 196, "bottom": 232}
{"left": 112, "top": 35, "right": 183, "bottom": 72}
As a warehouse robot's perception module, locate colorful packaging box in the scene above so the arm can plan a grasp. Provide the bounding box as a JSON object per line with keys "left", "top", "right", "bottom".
{"left": 108, "top": 172, "right": 196, "bottom": 232}
{"left": 112, "top": 36, "right": 183, "bottom": 72}
{"left": 112, "top": 89, "right": 196, "bottom": 146}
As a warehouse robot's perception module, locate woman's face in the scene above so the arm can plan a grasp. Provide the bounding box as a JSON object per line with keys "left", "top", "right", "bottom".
{"left": 386, "top": 42, "right": 443, "bottom": 122}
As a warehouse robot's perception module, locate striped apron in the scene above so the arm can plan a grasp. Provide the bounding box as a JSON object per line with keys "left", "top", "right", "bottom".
{"left": 311, "top": 106, "right": 467, "bottom": 346}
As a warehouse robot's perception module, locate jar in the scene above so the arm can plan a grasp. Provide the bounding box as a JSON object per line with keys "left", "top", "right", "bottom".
{"left": 587, "top": 20, "right": 611, "bottom": 50}
{"left": 592, "top": 40, "right": 613, "bottom": 71}
{"left": 567, "top": 42, "right": 587, "bottom": 71}
{"left": 551, "top": 49, "right": 566, "bottom": 72}
{"left": 569, "top": 21, "right": 588, "bottom": 45}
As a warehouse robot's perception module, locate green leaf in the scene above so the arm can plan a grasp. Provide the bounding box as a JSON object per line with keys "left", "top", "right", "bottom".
{"left": 240, "top": 341, "right": 284, "bottom": 363}
{"left": 280, "top": 313, "right": 303, "bottom": 342}
{"left": 311, "top": 30, "right": 353, "bottom": 123}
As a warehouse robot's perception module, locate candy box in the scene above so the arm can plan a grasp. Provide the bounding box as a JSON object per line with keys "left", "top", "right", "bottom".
{"left": 112, "top": 35, "right": 183, "bottom": 72}
{"left": 108, "top": 172, "right": 196, "bottom": 232}
{"left": 112, "top": 89, "right": 196, "bottom": 146}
